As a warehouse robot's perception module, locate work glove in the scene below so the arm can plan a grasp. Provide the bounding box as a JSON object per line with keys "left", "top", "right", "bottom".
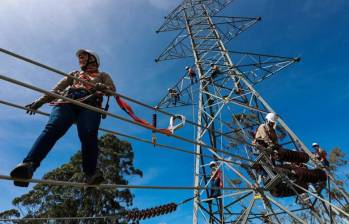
{"left": 25, "top": 101, "right": 43, "bottom": 115}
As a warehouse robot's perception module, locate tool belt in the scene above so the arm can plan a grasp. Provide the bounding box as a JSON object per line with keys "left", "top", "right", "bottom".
{"left": 64, "top": 88, "right": 102, "bottom": 106}
{"left": 49, "top": 87, "right": 110, "bottom": 119}
{"left": 65, "top": 88, "right": 90, "bottom": 99}
{"left": 50, "top": 87, "right": 102, "bottom": 108}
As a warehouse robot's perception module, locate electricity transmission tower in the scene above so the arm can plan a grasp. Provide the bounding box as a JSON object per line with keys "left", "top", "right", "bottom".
{"left": 155, "top": 0, "right": 349, "bottom": 223}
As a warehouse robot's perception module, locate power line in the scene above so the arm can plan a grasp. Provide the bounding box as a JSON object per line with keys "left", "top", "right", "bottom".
{"left": 0, "top": 216, "right": 116, "bottom": 222}
{"left": 0, "top": 47, "right": 250, "bottom": 146}
{"left": 1, "top": 92, "right": 342, "bottom": 216}
{"left": 0, "top": 99, "right": 49, "bottom": 116}
{"left": 0, "top": 99, "right": 246, "bottom": 166}
{"left": 0, "top": 174, "right": 255, "bottom": 191}
{"left": 2, "top": 48, "right": 341, "bottom": 222}
{"left": 0, "top": 73, "right": 255, "bottom": 163}
{"left": 0, "top": 203, "right": 180, "bottom": 223}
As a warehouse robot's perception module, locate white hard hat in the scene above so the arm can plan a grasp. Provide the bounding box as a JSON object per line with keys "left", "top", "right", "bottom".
{"left": 76, "top": 49, "right": 100, "bottom": 67}
{"left": 312, "top": 142, "right": 319, "bottom": 147}
{"left": 185, "top": 66, "right": 190, "bottom": 70}
{"left": 209, "top": 161, "right": 217, "bottom": 167}
{"left": 265, "top": 113, "right": 278, "bottom": 123}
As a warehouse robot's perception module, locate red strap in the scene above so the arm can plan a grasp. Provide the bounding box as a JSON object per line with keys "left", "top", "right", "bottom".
{"left": 211, "top": 169, "right": 223, "bottom": 188}
{"left": 115, "top": 96, "right": 172, "bottom": 135}
{"left": 216, "top": 170, "right": 223, "bottom": 188}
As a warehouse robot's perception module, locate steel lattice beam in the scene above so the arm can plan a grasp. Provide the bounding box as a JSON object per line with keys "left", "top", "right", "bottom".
{"left": 155, "top": 1, "right": 348, "bottom": 223}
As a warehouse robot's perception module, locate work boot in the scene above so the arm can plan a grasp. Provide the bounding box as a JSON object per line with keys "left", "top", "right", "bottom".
{"left": 85, "top": 171, "right": 104, "bottom": 185}
{"left": 10, "top": 162, "right": 35, "bottom": 187}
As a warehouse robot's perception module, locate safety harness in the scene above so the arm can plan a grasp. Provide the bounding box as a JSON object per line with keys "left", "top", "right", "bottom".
{"left": 49, "top": 71, "right": 111, "bottom": 119}
{"left": 114, "top": 96, "right": 185, "bottom": 136}
{"left": 48, "top": 70, "right": 185, "bottom": 133}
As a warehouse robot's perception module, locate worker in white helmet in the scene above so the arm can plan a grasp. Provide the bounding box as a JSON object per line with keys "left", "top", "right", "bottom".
{"left": 254, "top": 113, "right": 279, "bottom": 149}
{"left": 185, "top": 66, "right": 197, "bottom": 84}
{"left": 168, "top": 88, "right": 180, "bottom": 105}
{"left": 254, "top": 113, "right": 311, "bottom": 164}
{"left": 312, "top": 143, "right": 329, "bottom": 167}
{"left": 209, "top": 161, "right": 223, "bottom": 198}
{"left": 209, "top": 160, "right": 223, "bottom": 213}
{"left": 10, "top": 49, "right": 116, "bottom": 187}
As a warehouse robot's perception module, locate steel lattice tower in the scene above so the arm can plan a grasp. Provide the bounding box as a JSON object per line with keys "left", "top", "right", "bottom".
{"left": 155, "top": 0, "right": 349, "bottom": 223}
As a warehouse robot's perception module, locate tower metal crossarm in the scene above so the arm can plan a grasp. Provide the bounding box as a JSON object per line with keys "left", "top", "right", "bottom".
{"left": 155, "top": 1, "right": 297, "bottom": 109}
{"left": 155, "top": 1, "right": 347, "bottom": 224}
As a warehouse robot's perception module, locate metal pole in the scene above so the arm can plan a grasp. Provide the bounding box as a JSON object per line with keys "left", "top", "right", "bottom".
{"left": 183, "top": 7, "right": 207, "bottom": 224}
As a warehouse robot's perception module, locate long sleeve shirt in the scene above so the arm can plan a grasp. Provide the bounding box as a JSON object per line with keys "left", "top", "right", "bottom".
{"left": 187, "top": 68, "right": 197, "bottom": 78}
{"left": 314, "top": 148, "right": 330, "bottom": 167}
{"left": 211, "top": 167, "right": 223, "bottom": 187}
{"left": 35, "top": 71, "right": 116, "bottom": 105}
{"left": 254, "top": 123, "right": 278, "bottom": 147}
{"left": 211, "top": 65, "right": 220, "bottom": 73}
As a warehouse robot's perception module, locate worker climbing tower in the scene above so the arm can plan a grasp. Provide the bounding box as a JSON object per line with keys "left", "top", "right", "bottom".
{"left": 155, "top": 0, "right": 349, "bottom": 223}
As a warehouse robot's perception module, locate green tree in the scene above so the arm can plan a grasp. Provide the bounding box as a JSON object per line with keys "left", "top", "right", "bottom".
{"left": 2, "top": 134, "right": 142, "bottom": 224}
{"left": 322, "top": 147, "right": 349, "bottom": 221}
{"left": 328, "top": 147, "right": 349, "bottom": 200}
{"left": 0, "top": 209, "right": 20, "bottom": 223}
{"left": 329, "top": 147, "right": 348, "bottom": 171}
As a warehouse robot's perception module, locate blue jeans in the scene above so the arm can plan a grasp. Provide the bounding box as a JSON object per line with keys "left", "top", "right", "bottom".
{"left": 24, "top": 104, "right": 101, "bottom": 176}
{"left": 210, "top": 179, "right": 221, "bottom": 198}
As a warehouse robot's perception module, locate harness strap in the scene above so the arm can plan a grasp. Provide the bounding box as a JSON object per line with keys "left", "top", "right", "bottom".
{"left": 49, "top": 89, "right": 103, "bottom": 108}
{"left": 114, "top": 96, "right": 184, "bottom": 136}
{"left": 101, "top": 96, "right": 110, "bottom": 119}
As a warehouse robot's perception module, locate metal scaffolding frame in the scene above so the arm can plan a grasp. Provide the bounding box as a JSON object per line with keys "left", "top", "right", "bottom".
{"left": 155, "top": 0, "right": 348, "bottom": 223}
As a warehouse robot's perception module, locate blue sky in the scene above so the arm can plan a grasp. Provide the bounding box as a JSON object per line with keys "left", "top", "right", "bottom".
{"left": 0, "top": 0, "right": 348, "bottom": 223}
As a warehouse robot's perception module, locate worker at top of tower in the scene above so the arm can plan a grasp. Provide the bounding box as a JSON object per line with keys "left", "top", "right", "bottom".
{"left": 210, "top": 63, "right": 221, "bottom": 79}
{"left": 254, "top": 112, "right": 279, "bottom": 149}
{"left": 185, "top": 66, "right": 197, "bottom": 84}
{"left": 312, "top": 143, "right": 330, "bottom": 167}
{"left": 10, "top": 49, "right": 116, "bottom": 187}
